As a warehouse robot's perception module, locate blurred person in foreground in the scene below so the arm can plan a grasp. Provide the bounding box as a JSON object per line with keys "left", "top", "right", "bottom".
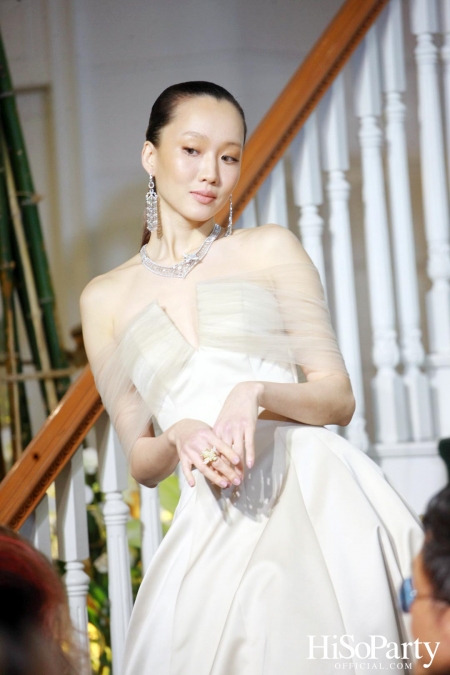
{"left": 401, "top": 484, "right": 450, "bottom": 674}
{"left": 0, "top": 525, "right": 83, "bottom": 675}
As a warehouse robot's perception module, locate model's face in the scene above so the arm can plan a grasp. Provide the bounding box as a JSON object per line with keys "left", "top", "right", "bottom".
{"left": 411, "top": 550, "right": 450, "bottom": 674}
{"left": 142, "top": 96, "right": 244, "bottom": 226}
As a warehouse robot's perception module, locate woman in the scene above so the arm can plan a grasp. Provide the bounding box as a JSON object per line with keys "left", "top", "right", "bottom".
{"left": 80, "top": 81, "right": 425, "bottom": 674}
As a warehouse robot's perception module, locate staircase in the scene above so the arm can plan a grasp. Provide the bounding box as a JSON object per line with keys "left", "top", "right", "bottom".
{"left": 1, "top": 0, "right": 449, "bottom": 672}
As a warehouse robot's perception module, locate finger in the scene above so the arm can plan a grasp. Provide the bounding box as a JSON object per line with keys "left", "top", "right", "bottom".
{"left": 244, "top": 425, "right": 256, "bottom": 469}
{"left": 231, "top": 431, "right": 245, "bottom": 469}
{"left": 209, "top": 434, "right": 241, "bottom": 467}
{"left": 180, "top": 455, "right": 196, "bottom": 487}
{"left": 209, "top": 456, "right": 242, "bottom": 485}
{"left": 190, "top": 451, "right": 231, "bottom": 488}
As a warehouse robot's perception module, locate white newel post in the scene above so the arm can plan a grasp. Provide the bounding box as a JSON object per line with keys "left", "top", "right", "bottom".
{"left": 139, "top": 483, "right": 163, "bottom": 575}
{"left": 291, "top": 111, "right": 327, "bottom": 292}
{"left": 411, "top": 0, "right": 450, "bottom": 436}
{"left": 381, "top": 0, "right": 434, "bottom": 441}
{"left": 319, "top": 73, "right": 369, "bottom": 452}
{"left": 440, "top": 0, "right": 450, "bottom": 184}
{"left": 55, "top": 446, "right": 90, "bottom": 667}
{"left": 353, "top": 24, "right": 409, "bottom": 445}
{"left": 95, "top": 411, "right": 133, "bottom": 675}
{"left": 257, "top": 159, "right": 289, "bottom": 230}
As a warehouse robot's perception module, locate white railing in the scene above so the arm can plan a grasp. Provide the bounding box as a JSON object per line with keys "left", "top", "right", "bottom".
{"left": 238, "top": 0, "right": 448, "bottom": 513}
{"left": 17, "top": 0, "right": 450, "bottom": 671}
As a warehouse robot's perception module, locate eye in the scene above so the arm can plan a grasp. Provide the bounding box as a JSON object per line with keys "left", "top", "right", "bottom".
{"left": 222, "top": 155, "right": 240, "bottom": 163}
{"left": 183, "top": 147, "right": 199, "bottom": 155}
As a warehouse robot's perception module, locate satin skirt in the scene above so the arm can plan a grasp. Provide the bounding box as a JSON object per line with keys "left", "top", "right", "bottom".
{"left": 121, "top": 420, "right": 424, "bottom": 675}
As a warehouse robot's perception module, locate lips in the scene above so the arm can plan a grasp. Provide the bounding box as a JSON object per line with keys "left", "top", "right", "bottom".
{"left": 190, "top": 191, "right": 217, "bottom": 204}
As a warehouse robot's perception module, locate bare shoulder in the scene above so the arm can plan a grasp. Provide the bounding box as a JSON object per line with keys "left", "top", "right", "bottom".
{"left": 243, "top": 223, "right": 313, "bottom": 266}
{"left": 80, "top": 253, "right": 141, "bottom": 361}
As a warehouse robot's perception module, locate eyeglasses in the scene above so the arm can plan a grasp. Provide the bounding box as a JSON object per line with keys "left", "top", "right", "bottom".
{"left": 399, "top": 577, "right": 449, "bottom": 613}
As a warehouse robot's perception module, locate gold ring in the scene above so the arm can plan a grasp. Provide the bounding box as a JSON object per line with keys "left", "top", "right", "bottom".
{"left": 201, "top": 446, "right": 219, "bottom": 465}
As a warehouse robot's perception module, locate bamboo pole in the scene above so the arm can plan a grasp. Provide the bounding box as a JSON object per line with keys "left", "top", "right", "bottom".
{"left": 2, "top": 134, "right": 58, "bottom": 411}
{"left": 9, "top": 200, "right": 50, "bottom": 412}
{"left": 12, "top": 305, "right": 32, "bottom": 457}
{"left": 0, "top": 29, "right": 70, "bottom": 400}
{"left": 0, "top": 132, "right": 22, "bottom": 456}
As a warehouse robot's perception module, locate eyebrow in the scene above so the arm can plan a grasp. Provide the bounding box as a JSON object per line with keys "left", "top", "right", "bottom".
{"left": 181, "top": 131, "right": 242, "bottom": 148}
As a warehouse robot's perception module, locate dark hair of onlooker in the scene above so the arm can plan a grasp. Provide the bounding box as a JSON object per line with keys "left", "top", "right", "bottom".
{"left": 0, "top": 525, "right": 81, "bottom": 675}
{"left": 421, "top": 483, "right": 450, "bottom": 604}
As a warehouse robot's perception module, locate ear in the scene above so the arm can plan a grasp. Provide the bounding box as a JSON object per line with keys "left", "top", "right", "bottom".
{"left": 141, "top": 141, "right": 156, "bottom": 174}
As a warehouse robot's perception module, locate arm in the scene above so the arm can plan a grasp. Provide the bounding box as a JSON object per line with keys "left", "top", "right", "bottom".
{"left": 80, "top": 277, "right": 242, "bottom": 489}
{"left": 80, "top": 276, "right": 179, "bottom": 487}
{"left": 257, "top": 223, "right": 355, "bottom": 426}
{"left": 213, "top": 224, "right": 356, "bottom": 468}
{"left": 255, "top": 373, "right": 355, "bottom": 427}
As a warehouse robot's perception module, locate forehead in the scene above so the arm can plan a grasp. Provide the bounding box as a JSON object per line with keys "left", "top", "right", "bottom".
{"left": 165, "top": 96, "right": 244, "bottom": 144}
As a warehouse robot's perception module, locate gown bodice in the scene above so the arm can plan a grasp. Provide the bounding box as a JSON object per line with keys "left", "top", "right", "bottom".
{"left": 128, "top": 299, "right": 300, "bottom": 432}
{"left": 91, "top": 262, "right": 349, "bottom": 459}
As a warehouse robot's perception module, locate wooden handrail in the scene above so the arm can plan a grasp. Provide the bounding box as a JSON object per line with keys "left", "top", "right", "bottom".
{"left": 0, "top": 0, "right": 388, "bottom": 530}
{"left": 0, "top": 366, "right": 104, "bottom": 529}
{"left": 216, "top": 0, "right": 389, "bottom": 227}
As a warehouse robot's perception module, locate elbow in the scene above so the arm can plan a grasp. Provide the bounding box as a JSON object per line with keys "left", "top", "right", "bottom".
{"left": 336, "top": 386, "right": 356, "bottom": 427}
{"left": 129, "top": 441, "right": 159, "bottom": 488}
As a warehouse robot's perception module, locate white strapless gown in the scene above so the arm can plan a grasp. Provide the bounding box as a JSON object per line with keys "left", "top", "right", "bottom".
{"left": 92, "top": 265, "right": 425, "bottom": 675}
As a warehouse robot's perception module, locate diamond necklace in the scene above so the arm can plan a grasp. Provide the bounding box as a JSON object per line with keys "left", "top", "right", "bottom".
{"left": 140, "top": 222, "right": 222, "bottom": 279}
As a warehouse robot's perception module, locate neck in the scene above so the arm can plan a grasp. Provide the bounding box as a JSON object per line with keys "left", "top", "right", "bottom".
{"left": 146, "top": 204, "right": 218, "bottom": 265}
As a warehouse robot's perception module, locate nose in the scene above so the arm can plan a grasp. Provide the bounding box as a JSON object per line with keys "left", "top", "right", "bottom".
{"left": 198, "top": 152, "right": 219, "bottom": 184}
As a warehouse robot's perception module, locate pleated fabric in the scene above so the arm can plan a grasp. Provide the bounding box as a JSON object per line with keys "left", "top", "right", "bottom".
{"left": 90, "top": 262, "right": 348, "bottom": 458}
{"left": 122, "top": 421, "right": 424, "bottom": 675}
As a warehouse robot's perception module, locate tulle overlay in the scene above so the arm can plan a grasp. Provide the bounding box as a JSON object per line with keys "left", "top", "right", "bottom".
{"left": 90, "top": 262, "right": 348, "bottom": 457}
{"left": 88, "top": 262, "right": 425, "bottom": 674}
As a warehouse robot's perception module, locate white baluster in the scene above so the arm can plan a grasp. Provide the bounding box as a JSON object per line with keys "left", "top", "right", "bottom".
{"left": 257, "top": 159, "right": 289, "bottom": 229}
{"left": 19, "top": 495, "right": 52, "bottom": 560}
{"left": 381, "top": 0, "right": 434, "bottom": 441}
{"left": 291, "top": 111, "right": 327, "bottom": 290}
{"left": 411, "top": 0, "right": 450, "bottom": 436}
{"left": 139, "top": 484, "right": 162, "bottom": 575}
{"left": 95, "top": 411, "right": 133, "bottom": 675}
{"left": 32, "top": 494, "right": 52, "bottom": 559}
{"left": 55, "top": 446, "right": 90, "bottom": 668}
{"left": 320, "top": 73, "right": 369, "bottom": 452}
{"left": 440, "top": 0, "right": 450, "bottom": 181}
{"left": 353, "top": 24, "right": 409, "bottom": 444}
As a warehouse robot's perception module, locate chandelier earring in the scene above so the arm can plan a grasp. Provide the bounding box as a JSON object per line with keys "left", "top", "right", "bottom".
{"left": 146, "top": 173, "right": 159, "bottom": 233}
{"left": 225, "top": 193, "right": 233, "bottom": 237}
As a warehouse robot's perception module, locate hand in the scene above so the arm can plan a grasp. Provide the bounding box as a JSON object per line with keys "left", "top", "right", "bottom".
{"left": 212, "top": 381, "right": 264, "bottom": 470}
{"left": 168, "top": 418, "right": 244, "bottom": 489}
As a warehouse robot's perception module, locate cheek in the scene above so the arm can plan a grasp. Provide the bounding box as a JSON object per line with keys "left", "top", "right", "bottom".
{"left": 171, "top": 154, "right": 197, "bottom": 182}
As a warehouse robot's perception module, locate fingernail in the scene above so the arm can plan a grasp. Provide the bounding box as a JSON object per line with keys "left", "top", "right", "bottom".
{"left": 247, "top": 459, "right": 253, "bottom": 468}
{"left": 220, "top": 480, "right": 228, "bottom": 488}
{"left": 233, "top": 477, "right": 241, "bottom": 485}
{"left": 233, "top": 456, "right": 240, "bottom": 464}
